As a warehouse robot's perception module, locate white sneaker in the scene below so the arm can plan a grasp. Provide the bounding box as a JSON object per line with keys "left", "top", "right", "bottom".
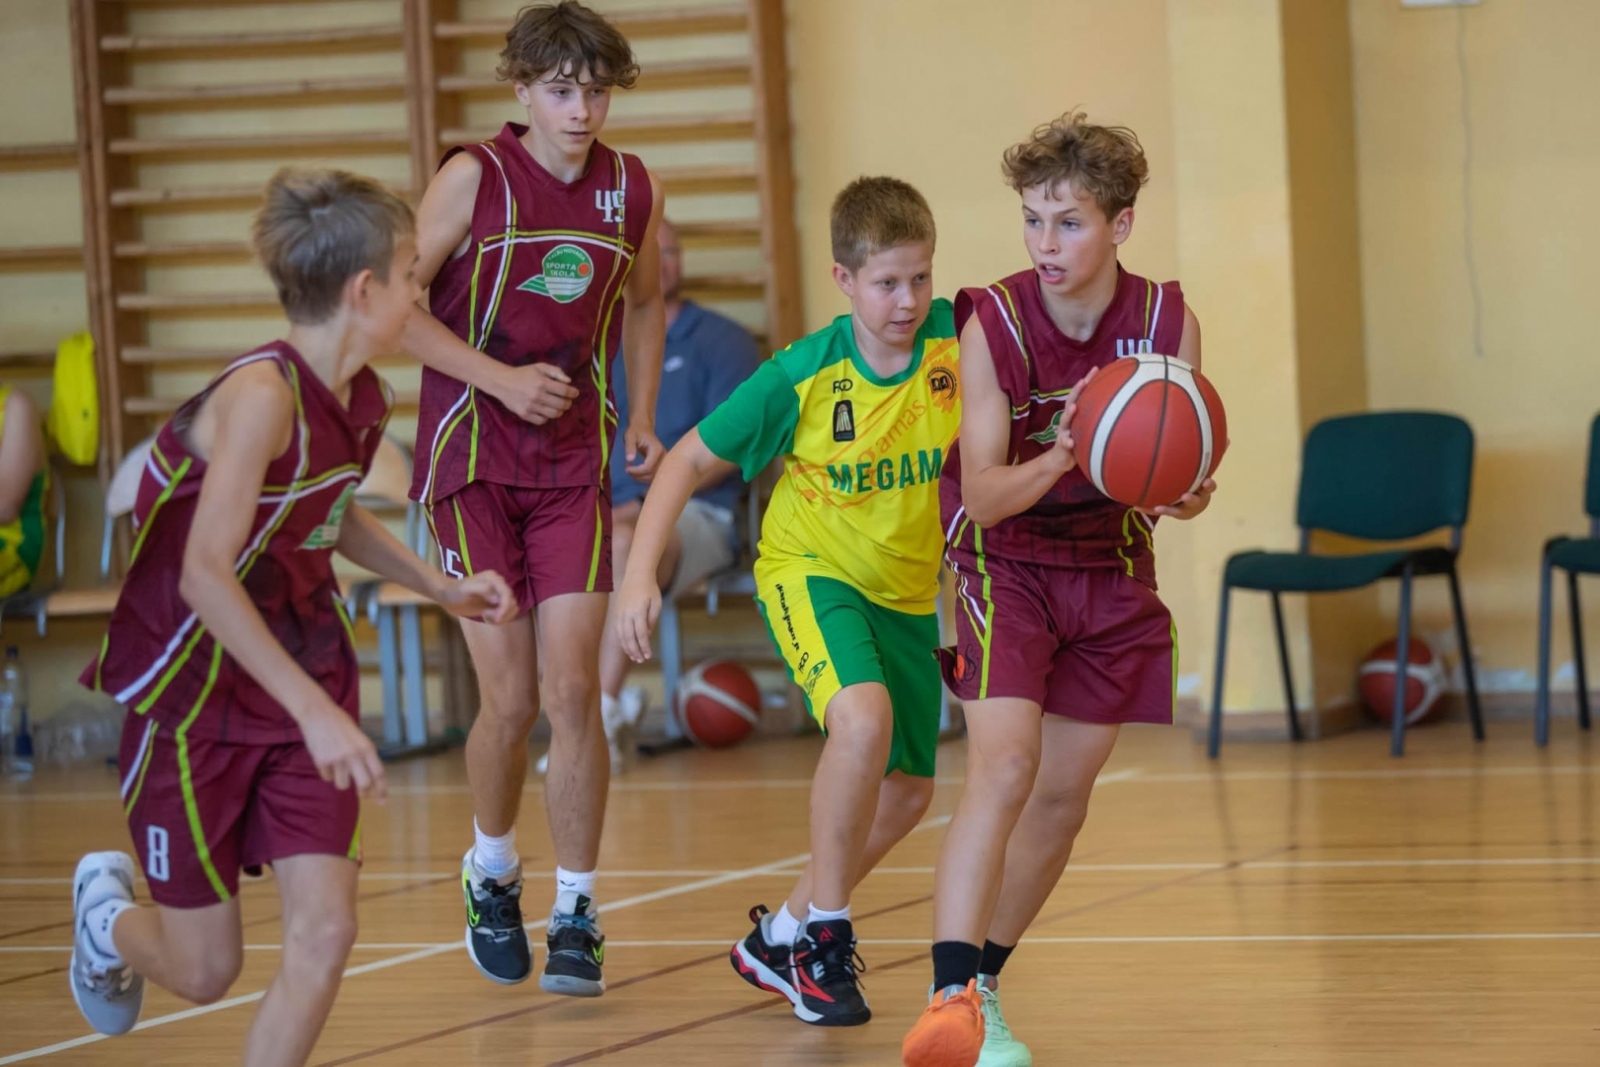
{"left": 69, "top": 852, "right": 144, "bottom": 1036}
{"left": 536, "top": 689, "right": 649, "bottom": 777}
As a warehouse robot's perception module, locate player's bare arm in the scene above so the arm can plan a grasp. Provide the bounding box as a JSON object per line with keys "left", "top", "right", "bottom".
{"left": 1149, "top": 304, "right": 1215, "bottom": 520}
{"left": 0, "top": 389, "right": 43, "bottom": 524}
{"left": 179, "top": 364, "right": 386, "bottom": 800}
{"left": 334, "top": 504, "right": 516, "bottom": 623}
{"left": 620, "top": 170, "right": 668, "bottom": 480}
{"left": 614, "top": 428, "right": 737, "bottom": 661}
{"left": 402, "top": 151, "right": 579, "bottom": 426}
{"left": 956, "top": 314, "right": 1080, "bottom": 528}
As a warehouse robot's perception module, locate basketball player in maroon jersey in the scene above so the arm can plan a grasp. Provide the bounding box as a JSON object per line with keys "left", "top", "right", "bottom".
{"left": 902, "top": 114, "right": 1218, "bottom": 1067}
{"left": 402, "top": 2, "right": 666, "bottom": 991}
{"left": 67, "top": 169, "right": 515, "bottom": 1064}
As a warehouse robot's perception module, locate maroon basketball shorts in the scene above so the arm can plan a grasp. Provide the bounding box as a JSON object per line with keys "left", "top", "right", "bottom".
{"left": 118, "top": 716, "right": 361, "bottom": 909}
{"left": 940, "top": 553, "right": 1176, "bottom": 725}
{"left": 427, "top": 481, "right": 613, "bottom": 617}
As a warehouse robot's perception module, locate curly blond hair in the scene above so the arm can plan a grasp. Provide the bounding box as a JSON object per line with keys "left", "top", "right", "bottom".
{"left": 1001, "top": 111, "right": 1148, "bottom": 218}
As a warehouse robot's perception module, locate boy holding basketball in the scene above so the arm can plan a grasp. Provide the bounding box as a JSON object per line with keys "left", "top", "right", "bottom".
{"left": 68, "top": 169, "right": 515, "bottom": 1066}
{"left": 403, "top": 0, "right": 666, "bottom": 992}
{"left": 901, "top": 113, "right": 1216, "bottom": 1067}
{"left": 615, "top": 176, "right": 960, "bottom": 1027}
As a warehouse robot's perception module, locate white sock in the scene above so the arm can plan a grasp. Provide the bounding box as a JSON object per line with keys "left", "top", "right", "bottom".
{"left": 766, "top": 903, "right": 802, "bottom": 946}
{"left": 473, "top": 820, "right": 519, "bottom": 878}
{"left": 84, "top": 897, "right": 133, "bottom": 965}
{"left": 555, "top": 866, "right": 597, "bottom": 915}
{"left": 600, "top": 692, "right": 622, "bottom": 733}
{"left": 807, "top": 903, "right": 850, "bottom": 927}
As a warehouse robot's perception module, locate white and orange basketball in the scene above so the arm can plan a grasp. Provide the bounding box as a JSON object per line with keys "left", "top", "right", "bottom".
{"left": 1069, "top": 354, "right": 1228, "bottom": 510}
{"left": 1357, "top": 637, "right": 1448, "bottom": 726}
{"left": 675, "top": 660, "right": 762, "bottom": 749}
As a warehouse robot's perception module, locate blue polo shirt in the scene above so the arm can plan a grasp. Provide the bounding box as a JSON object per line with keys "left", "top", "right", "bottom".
{"left": 611, "top": 300, "right": 761, "bottom": 515}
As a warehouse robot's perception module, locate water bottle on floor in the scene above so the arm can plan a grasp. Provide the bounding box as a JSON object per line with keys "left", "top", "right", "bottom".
{"left": 1, "top": 646, "right": 31, "bottom": 778}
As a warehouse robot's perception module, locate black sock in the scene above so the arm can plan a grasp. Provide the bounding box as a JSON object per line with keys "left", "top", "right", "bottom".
{"left": 931, "top": 941, "right": 982, "bottom": 991}
{"left": 979, "top": 940, "right": 1016, "bottom": 978}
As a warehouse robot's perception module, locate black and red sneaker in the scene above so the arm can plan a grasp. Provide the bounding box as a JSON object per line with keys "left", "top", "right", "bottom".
{"left": 789, "top": 918, "right": 870, "bottom": 1026}
{"left": 730, "top": 904, "right": 799, "bottom": 1006}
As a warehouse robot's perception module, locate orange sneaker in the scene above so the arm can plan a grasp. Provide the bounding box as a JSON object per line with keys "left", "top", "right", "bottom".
{"left": 901, "top": 979, "right": 986, "bottom": 1067}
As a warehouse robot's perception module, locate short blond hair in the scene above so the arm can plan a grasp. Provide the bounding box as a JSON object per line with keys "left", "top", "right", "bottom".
{"left": 830, "top": 176, "right": 936, "bottom": 273}
{"left": 253, "top": 168, "right": 415, "bottom": 325}
{"left": 1002, "top": 111, "right": 1149, "bottom": 219}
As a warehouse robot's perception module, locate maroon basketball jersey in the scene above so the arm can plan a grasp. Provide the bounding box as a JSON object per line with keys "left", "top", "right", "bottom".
{"left": 940, "top": 266, "right": 1185, "bottom": 586}
{"left": 413, "top": 124, "right": 654, "bottom": 503}
{"left": 84, "top": 343, "right": 392, "bottom": 744}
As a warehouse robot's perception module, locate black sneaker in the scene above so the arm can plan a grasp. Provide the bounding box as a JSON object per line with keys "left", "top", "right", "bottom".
{"left": 730, "top": 904, "right": 798, "bottom": 1006}
{"left": 541, "top": 894, "right": 605, "bottom": 997}
{"left": 789, "top": 918, "right": 870, "bottom": 1026}
{"left": 461, "top": 849, "right": 531, "bottom": 985}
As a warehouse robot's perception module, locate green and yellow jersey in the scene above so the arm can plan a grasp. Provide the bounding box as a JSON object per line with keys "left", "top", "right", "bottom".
{"left": 0, "top": 385, "right": 48, "bottom": 599}
{"left": 698, "top": 300, "right": 961, "bottom": 611}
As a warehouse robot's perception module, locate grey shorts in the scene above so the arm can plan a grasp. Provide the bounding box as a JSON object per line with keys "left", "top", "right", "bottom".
{"left": 667, "top": 498, "right": 739, "bottom": 596}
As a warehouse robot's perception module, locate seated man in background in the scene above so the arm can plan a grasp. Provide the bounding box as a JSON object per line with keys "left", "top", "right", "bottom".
{"left": 544, "top": 218, "right": 761, "bottom": 772}
{"left": 0, "top": 384, "right": 48, "bottom": 599}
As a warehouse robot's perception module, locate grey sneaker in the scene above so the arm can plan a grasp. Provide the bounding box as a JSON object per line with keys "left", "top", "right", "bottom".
{"left": 70, "top": 852, "right": 144, "bottom": 1036}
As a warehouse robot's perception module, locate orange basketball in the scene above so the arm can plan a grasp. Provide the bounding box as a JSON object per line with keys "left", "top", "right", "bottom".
{"left": 1069, "top": 354, "right": 1227, "bottom": 510}
{"left": 675, "top": 660, "right": 762, "bottom": 749}
{"left": 1358, "top": 637, "right": 1448, "bottom": 726}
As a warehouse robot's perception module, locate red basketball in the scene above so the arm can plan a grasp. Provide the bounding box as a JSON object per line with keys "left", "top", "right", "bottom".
{"left": 1357, "top": 637, "right": 1448, "bottom": 725}
{"left": 675, "top": 660, "right": 762, "bottom": 749}
{"left": 1069, "top": 355, "right": 1227, "bottom": 510}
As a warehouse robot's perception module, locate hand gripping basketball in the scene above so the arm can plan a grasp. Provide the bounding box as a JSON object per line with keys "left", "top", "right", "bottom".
{"left": 1068, "top": 354, "right": 1228, "bottom": 511}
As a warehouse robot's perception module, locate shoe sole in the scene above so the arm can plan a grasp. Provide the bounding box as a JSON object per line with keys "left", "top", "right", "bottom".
{"left": 463, "top": 925, "right": 532, "bottom": 986}
{"left": 730, "top": 939, "right": 801, "bottom": 1008}
{"left": 903, "top": 1013, "right": 985, "bottom": 1067}
{"left": 539, "top": 972, "right": 605, "bottom": 997}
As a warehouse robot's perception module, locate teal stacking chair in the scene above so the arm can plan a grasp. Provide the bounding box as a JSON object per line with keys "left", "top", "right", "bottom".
{"left": 1208, "top": 412, "right": 1485, "bottom": 759}
{"left": 1534, "top": 414, "right": 1600, "bottom": 746}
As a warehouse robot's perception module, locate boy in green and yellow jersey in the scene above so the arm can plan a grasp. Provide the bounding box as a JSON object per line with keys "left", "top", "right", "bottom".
{"left": 615, "top": 177, "right": 959, "bottom": 1028}
{"left": 0, "top": 385, "right": 49, "bottom": 600}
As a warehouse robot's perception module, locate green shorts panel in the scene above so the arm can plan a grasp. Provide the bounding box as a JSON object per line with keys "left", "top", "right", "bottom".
{"left": 754, "top": 569, "right": 941, "bottom": 778}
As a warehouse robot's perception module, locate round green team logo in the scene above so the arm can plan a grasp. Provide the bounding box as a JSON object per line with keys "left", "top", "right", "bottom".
{"left": 519, "top": 243, "right": 595, "bottom": 303}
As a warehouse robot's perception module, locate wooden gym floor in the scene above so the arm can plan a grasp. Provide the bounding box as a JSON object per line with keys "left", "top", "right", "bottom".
{"left": 1, "top": 720, "right": 1597, "bottom": 1065}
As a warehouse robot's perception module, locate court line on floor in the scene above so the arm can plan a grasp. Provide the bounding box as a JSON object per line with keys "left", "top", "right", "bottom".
{"left": 549, "top": 842, "right": 1289, "bottom": 1062}
{"left": 9, "top": 750, "right": 1125, "bottom": 1065}
{"left": 0, "top": 850, "right": 813, "bottom": 1065}
{"left": 6, "top": 758, "right": 1598, "bottom": 804}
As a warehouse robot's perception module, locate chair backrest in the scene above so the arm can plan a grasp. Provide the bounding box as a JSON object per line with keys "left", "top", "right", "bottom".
{"left": 1585, "top": 413, "right": 1600, "bottom": 525}
{"left": 1297, "top": 411, "right": 1474, "bottom": 543}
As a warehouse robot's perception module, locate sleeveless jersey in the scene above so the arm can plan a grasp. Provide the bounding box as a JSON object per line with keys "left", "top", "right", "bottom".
{"left": 698, "top": 301, "right": 961, "bottom": 611}
{"left": 413, "top": 124, "right": 653, "bottom": 503}
{"left": 0, "top": 385, "right": 48, "bottom": 599}
{"left": 84, "top": 343, "right": 393, "bottom": 745}
{"left": 940, "top": 266, "right": 1185, "bottom": 587}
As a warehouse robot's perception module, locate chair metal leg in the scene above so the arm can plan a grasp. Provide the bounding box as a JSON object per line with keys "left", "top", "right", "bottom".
{"left": 658, "top": 596, "right": 684, "bottom": 741}
{"left": 1392, "top": 564, "right": 1415, "bottom": 757}
{"left": 1271, "top": 592, "right": 1302, "bottom": 742}
{"left": 378, "top": 605, "right": 403, "bottom": 747}
{"left": 1447, "top": 563, "right": 1485, "bottom": 742}
{"left": 1569, "top": 570, "right": 1591, "bottom": 731}
{"left": 1207, "top": 581, "right": 1232, "bottom": 759}
{"left": 399, "top": 604, "right": 430, "bottom": 749}
{"left": 1536, "top": 557, "right": 1556, "bottom": 747}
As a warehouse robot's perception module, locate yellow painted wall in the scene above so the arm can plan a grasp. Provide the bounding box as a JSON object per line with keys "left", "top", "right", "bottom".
{"left": 1350, "top": 0, "right": 1600, "bottom": 697}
